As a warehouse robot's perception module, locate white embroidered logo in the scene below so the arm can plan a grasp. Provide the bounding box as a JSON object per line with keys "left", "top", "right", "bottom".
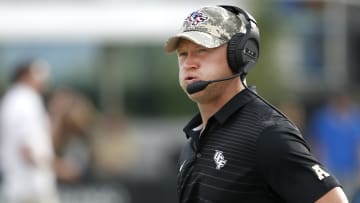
{"left": 214, "top": 150, "right": 227, "bottom": 170}
{"left": 312, "top": 164, "right": 330, "bottom": 180}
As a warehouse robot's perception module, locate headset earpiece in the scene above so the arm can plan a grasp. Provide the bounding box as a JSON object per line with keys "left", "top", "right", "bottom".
{"left": 219, "top": 5, "right": 260, "bottom": 77}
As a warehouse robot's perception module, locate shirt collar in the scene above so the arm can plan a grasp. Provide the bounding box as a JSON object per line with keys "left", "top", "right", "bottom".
{"left": 213, "top": 88, "right": 256, "bottom": 124}
{"left": 183, "top": 89, "right": 256, "bottom": 138}
{"left": 183, "top": 113, "right": 202, "bottom": 139}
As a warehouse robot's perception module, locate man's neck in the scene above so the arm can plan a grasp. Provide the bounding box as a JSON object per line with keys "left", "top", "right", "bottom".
{"left": 198, "top": 86, "right": 245, "bottom": 128}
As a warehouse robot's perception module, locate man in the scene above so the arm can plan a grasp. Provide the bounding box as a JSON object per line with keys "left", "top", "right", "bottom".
{"left": 0, "top": 58, "right": 59, "bottom": 203}
{"left": 165, "top": 5, "right": 348, "bottom": 203}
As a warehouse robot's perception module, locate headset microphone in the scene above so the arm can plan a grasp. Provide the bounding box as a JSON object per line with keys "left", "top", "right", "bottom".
{"left": 186, "top": 72, "right": 242, "bottom": 94}
{"left": 186, "top": 80, "right": 210, "bottom": 94}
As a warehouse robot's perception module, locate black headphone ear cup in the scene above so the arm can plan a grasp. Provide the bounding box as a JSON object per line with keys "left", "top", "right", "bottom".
{"left": 221, "top": 5, "right": 260, "bottom": 78}
{"left": 227, "top": 33, "right": 247, "bottom": 74}
{"left": 227, "top": 34, "right": 259, "bottom": 75}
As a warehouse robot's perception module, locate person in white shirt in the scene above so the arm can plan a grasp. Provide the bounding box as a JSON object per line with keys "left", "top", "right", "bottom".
{"left": 0, "top": 58, "right": 59, "bottom": 203}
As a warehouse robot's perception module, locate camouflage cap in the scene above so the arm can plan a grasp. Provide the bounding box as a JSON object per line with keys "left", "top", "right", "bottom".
{"left": 165, "top": 6, "right": 246, "bottom": 52}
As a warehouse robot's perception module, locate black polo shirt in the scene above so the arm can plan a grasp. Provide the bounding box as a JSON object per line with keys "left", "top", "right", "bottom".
{"left": 177, "top": 89, "right": 341, "bottom": 203}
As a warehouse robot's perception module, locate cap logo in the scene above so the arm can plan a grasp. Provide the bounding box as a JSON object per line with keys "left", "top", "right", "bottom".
{"left": 186, "top": 11, "right": 208, "bottom": 26}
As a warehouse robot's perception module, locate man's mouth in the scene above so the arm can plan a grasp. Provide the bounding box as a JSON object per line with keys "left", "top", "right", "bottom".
{"left": 185, "top": 76, "right": 199, "bottom": 83}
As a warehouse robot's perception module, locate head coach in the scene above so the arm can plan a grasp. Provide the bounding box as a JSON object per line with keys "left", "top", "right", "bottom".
{"left": 165, "top": 4, "right": 348, "bottom": 203}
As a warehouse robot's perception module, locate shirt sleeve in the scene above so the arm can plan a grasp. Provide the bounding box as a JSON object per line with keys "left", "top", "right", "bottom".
{"left": 256, "top": 123, "right": 341, "bottom": 203}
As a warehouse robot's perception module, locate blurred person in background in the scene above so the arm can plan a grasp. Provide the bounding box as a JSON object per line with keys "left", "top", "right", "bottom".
{"left": 89, "top": 111, "right": 137, "bottom": 180}
{"left": 308, "top": 91, "right": 360, "bottom": 201}
{"left": 48, "top": 88, "right": 96, "bottom": 184}
{"left": 0, "top": 58, "right": 59, "bottom": 203}
{"left": 165, "top": 5, "right": 348, "bottom": 203}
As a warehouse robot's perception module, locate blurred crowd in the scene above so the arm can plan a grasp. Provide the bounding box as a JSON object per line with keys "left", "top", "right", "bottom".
{"left": 0, "top": 58, "right": 139, "bottom": 203}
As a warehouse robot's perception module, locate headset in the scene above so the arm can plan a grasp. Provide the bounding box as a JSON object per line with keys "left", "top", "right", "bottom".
{"left": 219, "top": 5, "right": 260, "bottom": 80}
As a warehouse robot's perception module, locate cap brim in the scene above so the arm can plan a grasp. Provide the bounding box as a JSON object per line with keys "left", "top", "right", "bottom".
{"left": 165, "top": 31, "right": 226, "bottom": 53}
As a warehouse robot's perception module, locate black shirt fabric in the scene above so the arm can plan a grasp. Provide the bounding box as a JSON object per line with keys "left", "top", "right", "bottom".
{"left": 177, "top": 89, "right": 341, "bottom": 203}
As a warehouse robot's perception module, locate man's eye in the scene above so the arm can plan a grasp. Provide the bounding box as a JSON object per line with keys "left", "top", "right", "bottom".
{"left": 178, "top": 52, "right": 187, "bottom": 57}
{"left": 198, "top": 48, "right": 207, "bottom": 53}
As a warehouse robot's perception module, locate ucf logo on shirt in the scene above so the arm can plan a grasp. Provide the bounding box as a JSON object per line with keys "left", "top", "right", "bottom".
{"left": 214, "top": 150, "right": 227, "bottom": 170}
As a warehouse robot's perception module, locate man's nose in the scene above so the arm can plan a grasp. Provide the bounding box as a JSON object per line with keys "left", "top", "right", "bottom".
{"left": 183, "top": 53, "right": 200, "bottom": 70}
